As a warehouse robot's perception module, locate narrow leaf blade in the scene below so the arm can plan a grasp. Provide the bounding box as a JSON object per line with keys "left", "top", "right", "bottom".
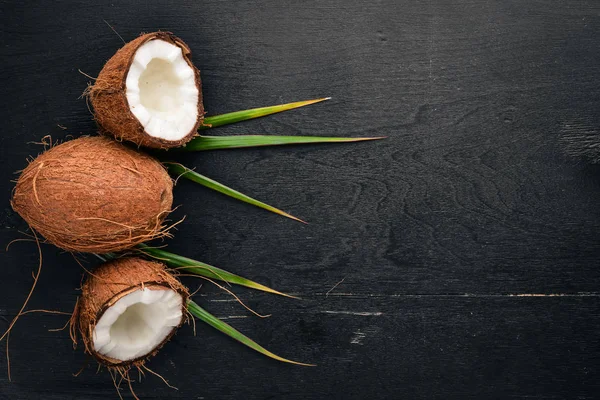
{"left": 183, "top": 135, "right": 386, "bottom": 151}
{"left": 138, "top": 245, "right": 296, "bottom": 299}
{"left": 165, "top": 163, "right": 305, "bottom": 223}
{"left": 187, "top": 300, "right": 314, "bottom": 366}
{"left": 199, "top": 97, "right": 330, "bottom": 130}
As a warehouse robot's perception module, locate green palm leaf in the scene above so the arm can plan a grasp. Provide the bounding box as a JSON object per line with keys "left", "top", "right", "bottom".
{"left": 199, "top": 97, "right": 330, "bottom": 130}
{"left": 138, "top": 245, "right": 296, "bottom": 299}
{"left": 187, "top": 300, "right": 313, "bottom": 366}
{"left": 182, "top": 135, "right": 385, "bottom": 151}
{"left": 165, "top": 163, "right": 305, "bottom": 223}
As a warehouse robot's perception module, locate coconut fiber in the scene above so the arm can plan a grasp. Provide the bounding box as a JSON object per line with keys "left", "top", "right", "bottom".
{"left": 11, "top": 136, "right": 174, "bottom": 253}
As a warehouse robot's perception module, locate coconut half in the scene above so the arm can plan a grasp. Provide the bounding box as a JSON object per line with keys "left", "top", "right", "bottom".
{"left": 11, "top": 136, "right": 174, "bottom": 253}
{"left": 76, "top": 258, "right": 189, "bottom": 367}
{"left": 90, "top": 32, "right": 204, "bottom": 149}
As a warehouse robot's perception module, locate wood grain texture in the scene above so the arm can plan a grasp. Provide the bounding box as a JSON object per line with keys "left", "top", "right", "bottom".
{"left": 1, "top": 0, "right": 600, "bottom": 399}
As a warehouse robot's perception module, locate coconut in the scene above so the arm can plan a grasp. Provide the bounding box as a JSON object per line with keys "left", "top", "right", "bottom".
{"left": 74, "top": 257, "right": 189, "bottom": 368}
{"left": 89, "top": 31, "right": 204, "bottom": 149}
{"left": 11, "top": 136, "right": 174, "bottom": 253}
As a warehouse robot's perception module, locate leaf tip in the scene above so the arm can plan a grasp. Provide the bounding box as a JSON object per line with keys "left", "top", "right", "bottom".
{"left": 302, "top": 97, "right": 331, "bottom": 106}
{"left": 357, "top": 136, "right": 387, "bottom": 141}
{"left": 292, "top": 361, "right": 317, "bottom": 367}
{"left": 280, "top": 212, "right": 307, "bottom": 224}
{"left": 280, "top": 292, "right": 302, "bottom": 300}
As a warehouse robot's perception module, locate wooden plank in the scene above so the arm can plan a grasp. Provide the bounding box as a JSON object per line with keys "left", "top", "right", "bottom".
{"left": 1, "top": 294, "right": 599, "bottom": 399}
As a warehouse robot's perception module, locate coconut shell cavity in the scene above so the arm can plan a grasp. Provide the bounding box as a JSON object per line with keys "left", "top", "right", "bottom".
{"left": 89, "top": 32, "right": 204, "bottom": 149}
{"left": 75, "top": 257, "right": 189, "bottom": 368}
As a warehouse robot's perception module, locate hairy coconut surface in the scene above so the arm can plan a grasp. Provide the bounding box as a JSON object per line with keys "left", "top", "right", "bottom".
{"left": 89, "top": 31, "right": 204, "bottom": 149}
{"left": 75, "top": 257, "right": 189, "bottom": 367}
{"left": 11, "top": 136, "right": 174, "bottom": 253}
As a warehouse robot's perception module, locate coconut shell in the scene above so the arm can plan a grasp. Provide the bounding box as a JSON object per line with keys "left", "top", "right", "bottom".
{"left": 75, "top": 257, "right": 189, "bottom": 367}
{"left": 89, "top": 31, "right": 204, "bottom": 149}
{"left": 11, "top": 136, "right": 174, "bottom": 253}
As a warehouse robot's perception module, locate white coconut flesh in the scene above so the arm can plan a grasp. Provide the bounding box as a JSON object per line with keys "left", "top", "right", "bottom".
{"left": 93, "top": 287, "right": 184, "bottom": 361}
{"left": 125, "top": 39, "right": 199, "bottom": 142}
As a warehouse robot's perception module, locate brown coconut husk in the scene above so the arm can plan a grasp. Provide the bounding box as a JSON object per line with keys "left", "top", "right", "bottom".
{"left": 74, "top": 257, "right": 189, "bottom": 368}
{"left": 11, "top": 136, "right": 174, "bottom": 253}
{"left": 89, "top": 31, "right": 204, "bottom": 149}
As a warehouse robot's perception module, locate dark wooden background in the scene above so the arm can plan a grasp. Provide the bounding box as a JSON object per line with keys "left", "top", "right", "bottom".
{"left": 1, "top": 1, "right": 600, "bottom": 399}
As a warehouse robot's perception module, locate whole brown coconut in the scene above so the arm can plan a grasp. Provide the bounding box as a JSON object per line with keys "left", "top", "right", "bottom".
{"left": 89, "top": 31, "right": 205, "bottom": 149}
{"left": 11, "top": 136, "right": 174, "bottom": 253}
{"left": 74, "top": 257, "right": 189, "bottom": 368}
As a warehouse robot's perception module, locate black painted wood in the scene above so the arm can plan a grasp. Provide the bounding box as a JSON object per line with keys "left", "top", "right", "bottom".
{"left": 1, "top": 0, "right": 600, "bottom": 399}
